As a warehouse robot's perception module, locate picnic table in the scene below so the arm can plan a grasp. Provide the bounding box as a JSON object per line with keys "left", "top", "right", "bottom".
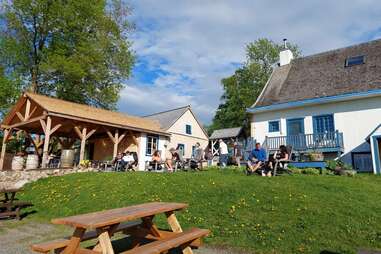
{"left": 0, "top": 188, "right": 32, "bottom": 220}
{"left": 31, "top": 202, "right": 209, "bottom": 254}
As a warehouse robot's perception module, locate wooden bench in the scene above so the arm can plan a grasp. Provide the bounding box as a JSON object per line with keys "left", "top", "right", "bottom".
{"left": 31, "top": 220, "right": 142, "bottom": 253}
{"left": 121, "top": 228, "right": 210, "bottom": 254}
{"left": 0, "top": 201, "right": 33, "bottom": 220}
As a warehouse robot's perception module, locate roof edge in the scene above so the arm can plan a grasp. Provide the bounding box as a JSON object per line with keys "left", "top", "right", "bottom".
{"left": 143, "top": 105, "right": 190, "bottom": 117}
{"left": 247, "top": 89, "right": 381, "bottom": 114}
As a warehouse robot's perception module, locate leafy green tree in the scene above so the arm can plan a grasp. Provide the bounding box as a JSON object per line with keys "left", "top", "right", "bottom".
{"left": 209, "top": 38, "right": 301, "bottom": 133}
{"left": 0, "top": 0, "right": 134, "bottom": 110}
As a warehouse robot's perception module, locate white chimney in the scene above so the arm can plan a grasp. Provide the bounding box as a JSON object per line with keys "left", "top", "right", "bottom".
{"left": 279, "top": 38, "right": 294, "bottom": 66}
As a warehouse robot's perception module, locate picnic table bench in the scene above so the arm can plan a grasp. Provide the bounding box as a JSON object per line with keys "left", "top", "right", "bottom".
{"left": 0, "top": 188, "right": 32, "bottom": 220}
{"left": 31, "top": 202, "right": 209, "bottom": 254}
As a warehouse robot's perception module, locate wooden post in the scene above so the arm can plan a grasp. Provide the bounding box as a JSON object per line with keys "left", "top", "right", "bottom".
{"left": 106, "top": 129, "right": 127, "bottom": 159}
{"left": 74, "top": 126, "right": 96, "bottom": 163}
{"left": 113, "top": 129, "right": 119, "bottom": 159}
{"left": 41, "top": 116, "right": 52, "bottom": 168}
{"left": 0, "top": 129, "right": 10, "bottom": 171}
{"left": 80, "top": 127, "right": 87, "bottom": 162}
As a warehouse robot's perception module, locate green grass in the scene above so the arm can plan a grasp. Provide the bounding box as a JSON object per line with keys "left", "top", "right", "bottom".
{"left": 15, "top": 168, "right": 381, "bottom": 253}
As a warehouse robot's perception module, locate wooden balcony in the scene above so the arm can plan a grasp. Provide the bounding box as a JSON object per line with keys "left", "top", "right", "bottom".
{"left": 263, "top": 131, "right": 344, "bottom": 153}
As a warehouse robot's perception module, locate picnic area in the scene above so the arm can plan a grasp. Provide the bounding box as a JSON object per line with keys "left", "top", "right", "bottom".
{"left": 1, "top": 168, "right": 381, "bottom": 253}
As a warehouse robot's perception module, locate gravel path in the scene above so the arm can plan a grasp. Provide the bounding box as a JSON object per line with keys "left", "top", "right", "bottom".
{"left": 0, "top": 220, "right": 243, "bottom": 254}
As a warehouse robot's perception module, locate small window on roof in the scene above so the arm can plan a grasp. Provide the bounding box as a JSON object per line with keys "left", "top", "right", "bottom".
{"left": 345, "top": 55, "right": 365, "bottom": 67}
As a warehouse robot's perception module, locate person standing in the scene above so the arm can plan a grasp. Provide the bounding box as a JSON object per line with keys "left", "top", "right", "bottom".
{"left": 233, "top": 141, "right": 242, "bottom": 168}
{"left": 218, "top": 139, "right": 228, "bottom": 168}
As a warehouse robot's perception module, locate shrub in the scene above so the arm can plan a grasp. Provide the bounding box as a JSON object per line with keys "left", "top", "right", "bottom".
{"left": 301, "top": 167, "right": 320, "bottom": 175}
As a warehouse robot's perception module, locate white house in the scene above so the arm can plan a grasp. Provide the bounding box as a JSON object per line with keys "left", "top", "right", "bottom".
{"left": 247, "top": 39, "right": 381, "bottom": 173}
{"left": 144, "top": 106, "right": 209, "bottom": 159}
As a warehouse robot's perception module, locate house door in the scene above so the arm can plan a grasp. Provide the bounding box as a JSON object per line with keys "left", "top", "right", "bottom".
{"left": 287, "top": 118, "right": 306, "bottom": 150}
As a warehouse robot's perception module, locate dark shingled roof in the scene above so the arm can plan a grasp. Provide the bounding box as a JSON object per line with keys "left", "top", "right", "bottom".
{"left": 210, "top": 127, "right": 243, "bottom": 140}
{"left": 254, "top": 38, "right": 381, "bottom": 108}
{"left": 144, "top": 106, "right": 190, "bottom": 130}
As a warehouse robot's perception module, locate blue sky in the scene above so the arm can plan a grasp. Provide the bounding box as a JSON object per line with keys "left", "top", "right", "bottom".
{"left": 118, "top": 0, "right": 381, "bottom": 124}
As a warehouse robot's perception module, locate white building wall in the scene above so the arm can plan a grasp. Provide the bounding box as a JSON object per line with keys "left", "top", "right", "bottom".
{"left": 137, "top": 133, "right": 168, "bottom": 171}
{"left": 167, "top": 109, "right": 208, "bottom": 158}
{"left": 251, "top": 96, "right": 381, "bottom": 164}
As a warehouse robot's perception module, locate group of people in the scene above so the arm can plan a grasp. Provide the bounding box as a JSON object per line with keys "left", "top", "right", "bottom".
{"left": 217, "top": 139, "right": 289, "bottom": 177}
{"left": 149, "top": 142, "right": 213, "bottom": 172}
{"left": 112, "top": 151, "right": 138, "bottom": 171}
{"left": 246, "top": 142, "right": 289, "bottom": 177}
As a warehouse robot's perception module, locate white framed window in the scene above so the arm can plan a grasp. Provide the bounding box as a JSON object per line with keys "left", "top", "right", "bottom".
{"left": 146, "top": 135, "right": 158, "bottom": 156}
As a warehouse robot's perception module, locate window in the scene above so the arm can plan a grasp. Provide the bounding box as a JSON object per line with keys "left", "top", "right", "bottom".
{"left": 146, "top": 135, "right": 158, "bottom": 155}
{"left": 192, "top": 145, "right": 196, "bottom": 157}
{"left": 186, "top": 124, "right": 192, "bottom": 135}
{"left": 177, "top": 144, "right": 185, "bottom": 156}
{"left": 268, "top": 120, "right": 280, "bottom": 132}
{"left": 313, "top": 114, "right": 334, "bottom": 134}
{"left": 345, "top": 55, "right": 365, "bottom": 67}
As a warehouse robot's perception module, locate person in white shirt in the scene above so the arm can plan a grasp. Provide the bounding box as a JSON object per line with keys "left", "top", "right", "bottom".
{"left": 218, "top": 139, "right": 228, "bottom": 167}
{"left": 122, "top": 151, "right": 135, "bottom": 170}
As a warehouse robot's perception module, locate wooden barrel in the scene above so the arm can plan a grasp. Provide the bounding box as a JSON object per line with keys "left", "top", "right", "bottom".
{"left": 11, "top": 156, "right": 24, "bottom": 171}
{"left": 26, "top": 154, "right": 39, "bottom": 170}
{"left": 60, "top": 149, "right": 75, "bottom": 168}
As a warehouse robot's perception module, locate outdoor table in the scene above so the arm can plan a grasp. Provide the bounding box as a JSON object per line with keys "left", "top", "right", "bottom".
{"left": 51, "top": 202, "right": 193, "bottom": 254}
{"left": 0, "top": 188, "right": 21, "bottom": 203}
{"left": 0, "top": 188, "right": 31, "bottom": 220}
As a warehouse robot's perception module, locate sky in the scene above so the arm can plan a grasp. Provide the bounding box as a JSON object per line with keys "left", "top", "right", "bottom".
{"left": 118, "top": 0, "right": 381, "bottom": 124}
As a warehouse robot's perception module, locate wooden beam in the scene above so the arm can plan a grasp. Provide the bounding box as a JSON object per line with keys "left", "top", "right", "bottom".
{"left": 16, "top": 112, "right": 25, "bottom": 122}
{"left": 79, "top": 127, "right": 87, "bottom": 162}
{"left": 27, "top": 106, "right": 37, "bottom": 120}
{"left": 113, "top": 130, "right": 119, "bottom": 158}
{"left": 74, "top": 126, "right": 83, "bottom": 140}
{"left": 118, "top": 131, "right": 127, "bottom": 144}
{"left": 0, "top": 129, "right": 10, "bottom": 170}
{"left": 41, "top": 116, "right": 52, "bottom": 168}
{"left": 40, "top": 119, "right": 46, "bottom": 133}
{"left": 48, "top": 112, "right": 170, "bottom": 137}
{"left": 50, "top": 123, "right": 62, "bottom": 135}
{"left": 128, "top": 130, "right": 138, "bottom": 145}
{"left": 85, "top": 129, "right": 96, "bottom": 140}
{"left": 26, "top": 132, "right": 42, "bottom": 157}
{"left": 7, "top": 114, "right": 46, "bottom": 129}
{"left": 105, "top": 129, "right": 115, "bottom": 144}
{"left": 25, "top": 99, "right": 31, "bottom": 120}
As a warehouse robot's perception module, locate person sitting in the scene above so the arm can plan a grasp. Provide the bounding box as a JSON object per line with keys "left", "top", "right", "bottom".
{"left": 112, "top": 152, "right": 123, "bottom": 171}
{"left": 149, "top": 150, "right": 162, "bottom": 171}
{"left": 247, "top": 142, "right": 267, "bottom": 175}
{"left": 268, "top": 145, "right": 290, "bottom": 175}
{"left": 122, "top": 151, "right": 135, "bottom": 171}
{"left": 165, "top": 148, "right": 175, "bottom": 172}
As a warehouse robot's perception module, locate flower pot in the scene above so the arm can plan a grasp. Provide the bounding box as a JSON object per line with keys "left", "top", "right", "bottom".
{"left": 26, "top": 154, "right": 39, "bottom": 170}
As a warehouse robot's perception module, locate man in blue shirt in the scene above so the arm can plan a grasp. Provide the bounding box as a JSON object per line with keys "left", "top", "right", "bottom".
{"left": 247, "top": 143, "right": 267, "bottom": 174}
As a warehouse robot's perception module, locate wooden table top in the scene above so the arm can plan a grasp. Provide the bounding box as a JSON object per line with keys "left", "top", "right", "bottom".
{"left": 51, "top": 202, "right": 188, "bottom": 229}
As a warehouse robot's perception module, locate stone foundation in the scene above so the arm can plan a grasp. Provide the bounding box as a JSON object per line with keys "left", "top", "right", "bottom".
{"left": 0, "top": 167, "right": 99, "bottom": 189}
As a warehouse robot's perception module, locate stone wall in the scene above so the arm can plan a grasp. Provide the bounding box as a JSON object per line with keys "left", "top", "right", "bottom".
{"left": 0, "top": 167, "right": 99, "bottom": 190}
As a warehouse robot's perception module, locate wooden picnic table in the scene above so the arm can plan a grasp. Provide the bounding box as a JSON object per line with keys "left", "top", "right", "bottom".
{"left": 33, "top": 202, "right": 208, "bottom": 254}
{"left": 0, "top": 188, "right": 32, "bottom": 220}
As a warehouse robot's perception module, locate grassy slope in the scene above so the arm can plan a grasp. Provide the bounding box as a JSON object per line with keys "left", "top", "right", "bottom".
{"left": 17, "top": 168, "right": 381, "bottom": 254}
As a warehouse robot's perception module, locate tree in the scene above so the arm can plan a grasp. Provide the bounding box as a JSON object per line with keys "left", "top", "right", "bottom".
{"left": 0, "top": 0, "right": 134, "bottom": 110}
{"left": 209, "top": 38, "right": 301, "bottom": 133}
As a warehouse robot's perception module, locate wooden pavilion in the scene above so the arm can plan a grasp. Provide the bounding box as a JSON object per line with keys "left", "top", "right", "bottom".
{"left": 0, "top": 93, "right": 169, "bottom": 170}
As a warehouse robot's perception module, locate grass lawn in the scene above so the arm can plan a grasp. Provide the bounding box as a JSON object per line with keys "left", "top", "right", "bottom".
{"left": 15, "top": 167, "right": 381, "bottom": 253}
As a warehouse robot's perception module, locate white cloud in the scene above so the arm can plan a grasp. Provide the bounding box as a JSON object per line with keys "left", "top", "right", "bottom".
{"left": 118, "top": 0, "right": 381, "bottom": 124}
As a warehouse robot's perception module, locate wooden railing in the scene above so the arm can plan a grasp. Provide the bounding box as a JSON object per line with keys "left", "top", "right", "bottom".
{"left": 263, "top": 131, "right": 344, "bottom": 152}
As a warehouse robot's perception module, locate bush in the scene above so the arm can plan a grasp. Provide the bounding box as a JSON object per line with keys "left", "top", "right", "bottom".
{"left": 301, "top": 167, "right": 321, "bottom": 175}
